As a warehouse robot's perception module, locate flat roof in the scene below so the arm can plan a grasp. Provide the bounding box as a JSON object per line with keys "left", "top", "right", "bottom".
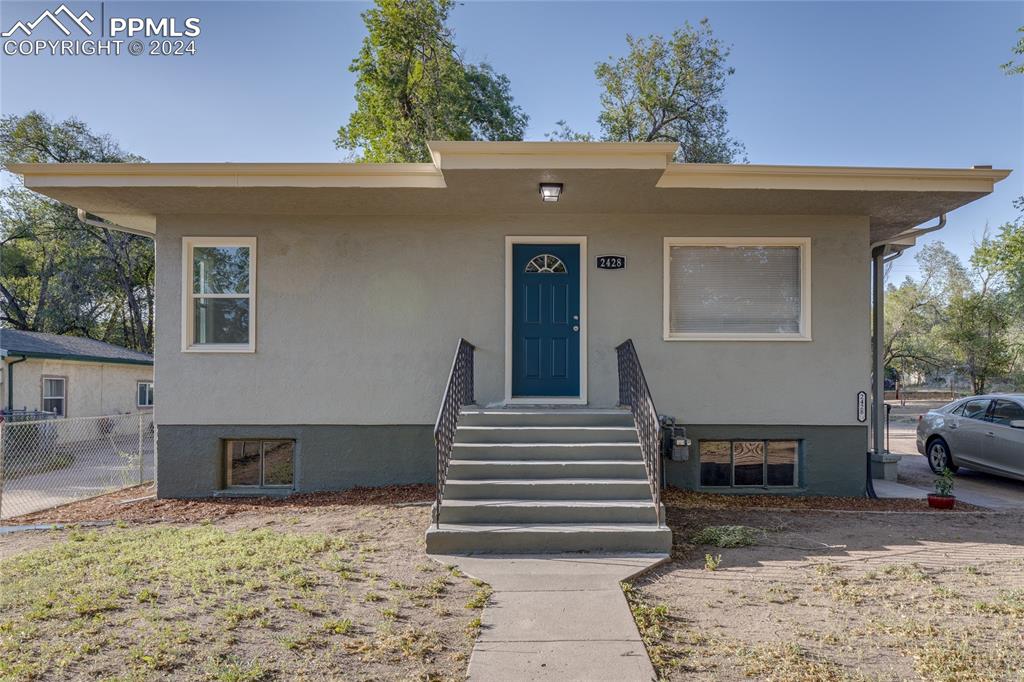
{"left": 5, "top": 141, "right": 1011, "bottom": 245}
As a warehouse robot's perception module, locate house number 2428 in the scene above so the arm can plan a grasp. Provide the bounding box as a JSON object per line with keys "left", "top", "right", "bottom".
{"left": 596, "top": 255, "right": 625, "bottom": 270}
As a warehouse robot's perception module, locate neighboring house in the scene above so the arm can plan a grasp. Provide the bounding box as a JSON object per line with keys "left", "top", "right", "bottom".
{"left": 0, "top": 329, "right": 153, "bottom": 419}
{"left": 8, "top": 142, "right": 1009, "bottom": 550}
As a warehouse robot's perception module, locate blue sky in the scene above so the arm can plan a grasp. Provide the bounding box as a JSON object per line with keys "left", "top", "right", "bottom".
{"left": 2, "top": 1, "right": 1021, "bottom": 282}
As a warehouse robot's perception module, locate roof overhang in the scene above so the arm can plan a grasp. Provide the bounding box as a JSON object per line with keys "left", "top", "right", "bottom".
{"left": 4, "top": 141, "right": 1010, "bottom": 245}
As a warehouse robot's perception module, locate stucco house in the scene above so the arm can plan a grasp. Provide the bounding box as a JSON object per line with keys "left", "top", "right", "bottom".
{"left": 1, "top": 329, "right": 154, "bottom": 419}
{"left": 8, "top": 142, "right": 1009, "bottom": 552}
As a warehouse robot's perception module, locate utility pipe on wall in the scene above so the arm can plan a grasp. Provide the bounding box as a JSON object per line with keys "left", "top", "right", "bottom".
{"left": 871, "top": 247, "right": 887, "bottom": 455}
{"left": 4, "top": 355, "right": 27, "bottom": 413}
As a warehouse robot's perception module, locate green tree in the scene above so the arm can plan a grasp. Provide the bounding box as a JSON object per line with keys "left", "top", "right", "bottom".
{"left": 940, "top": 292, "right": 1014, "bottom": 394}
{"left": 0, "top": 112, "right": 154, "bottom": 352}
{"left": 973, "top": 221, "right": 1024, "bottom": 310}
{"left": 548, "top": 19, "right": 744, "bottom": 163}
{"left": 336, "top": 0, "right": 528, "bottom": 162}
{"left": 884, "top": 277, "right": 946, "bottom": 378}
{"left": 1003, "top": 25, "right": 1024, "bottom": 75}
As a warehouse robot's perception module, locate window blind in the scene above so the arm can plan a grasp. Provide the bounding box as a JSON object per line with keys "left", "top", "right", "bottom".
{"left": 669, "top": 245, "right": 802, "bottom": 334}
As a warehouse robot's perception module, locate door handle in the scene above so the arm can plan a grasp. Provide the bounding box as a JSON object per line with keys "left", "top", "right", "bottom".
{"left": 985, "top": 432, "right": 995, "bottom": 437}
{"left": 572, "top": 325, "right": 580, "bottom": 332}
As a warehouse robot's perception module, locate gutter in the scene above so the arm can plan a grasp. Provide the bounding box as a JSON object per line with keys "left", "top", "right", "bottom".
{"left": 5, "top": 350, "right": 152, "bottom": 366}
{"left": 77, "top": 209, "right": 154, "bottom": 239}
{"left": 4, "top": 355, "right": 27, "bottom": 412}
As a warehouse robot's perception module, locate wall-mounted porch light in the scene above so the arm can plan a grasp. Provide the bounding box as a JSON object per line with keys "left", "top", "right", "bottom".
{"left": 539, "top": 183, "right": 563, "bottom": 203}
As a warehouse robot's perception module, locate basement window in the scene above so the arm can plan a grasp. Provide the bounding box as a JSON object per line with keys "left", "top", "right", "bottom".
{"left": 182, "top": 237, "right": 256, "bottom": 352}
{"left": 225, "top": 439, "right": 294, "bottom": 488}
{"left": 699, "top": 440, "right": 800, "bottom": 488}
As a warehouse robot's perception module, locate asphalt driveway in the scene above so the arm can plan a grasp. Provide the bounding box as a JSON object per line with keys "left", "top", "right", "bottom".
{"left": 889, "top": 424, "right": 1024, "bottom": 509}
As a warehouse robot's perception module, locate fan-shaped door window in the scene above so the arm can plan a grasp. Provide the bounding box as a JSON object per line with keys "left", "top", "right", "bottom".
{"left": 525, "top": 254, "right": 567, "bottom": 273}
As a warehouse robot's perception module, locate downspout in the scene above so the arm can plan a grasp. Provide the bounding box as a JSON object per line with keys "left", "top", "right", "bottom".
{"left": 868, "top": 213, "right": 947, "bottom": 488}
{"left": 871, "top": 247, "right": 887, "bottom": 458}
{"left": 5, "top": 355, "right": 27, "bottom": 414}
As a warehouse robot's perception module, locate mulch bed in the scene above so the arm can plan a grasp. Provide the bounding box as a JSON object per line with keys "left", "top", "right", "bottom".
{"left": 4, "top": 483, "right": 980, "bottom": 527}
{"left": 662, "top": 487, "right": 983, "bottom": 512}
{"left": 3, "top": 484, "right": 435, "bottom": 526}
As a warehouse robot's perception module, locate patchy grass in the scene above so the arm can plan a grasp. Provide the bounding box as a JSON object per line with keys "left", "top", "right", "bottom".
{"left": 691, "top": 525, "right": 764, "bottom": 548}
{"left": 628, "top": 503, "right": 1024, "bottom": 680}
{"left": 0, "top": 505, "right": 478, "bottom": 680}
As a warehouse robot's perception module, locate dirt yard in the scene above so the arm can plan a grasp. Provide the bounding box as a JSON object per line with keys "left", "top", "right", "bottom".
{"left": 0, "top": 487, "right": 486, "bottom": 681}
{"left": 629, "top": 497, "right": 1024, "bottom": 681}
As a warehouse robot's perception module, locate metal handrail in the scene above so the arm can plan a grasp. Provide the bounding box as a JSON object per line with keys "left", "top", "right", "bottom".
{"left": 434, "top": 338, "right": 476, "bottom": 528}
{"left": 616, "top": 339, "right": 663, "bottom": 526}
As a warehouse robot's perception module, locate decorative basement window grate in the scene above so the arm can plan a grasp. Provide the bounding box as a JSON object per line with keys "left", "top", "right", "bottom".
{"left": 699, "top": 439, "right": 800, "bottom": 488}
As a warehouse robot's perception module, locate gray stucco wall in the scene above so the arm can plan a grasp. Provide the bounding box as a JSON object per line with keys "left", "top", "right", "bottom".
{"left": 664, "top": 424, "right": 869, "bottom": 497}
{"left": 155, "top": 213, "right": 870, "bottom": 425}
{"left": 156, "top": 424, "right": 434, "bottom": 497}
{"left": 153, "top": 212, "right": 871, "bottom": 497}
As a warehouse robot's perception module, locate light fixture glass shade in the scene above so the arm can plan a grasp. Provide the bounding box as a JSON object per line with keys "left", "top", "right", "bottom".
{"left": 539, "top": 183, "right": 563, "bottom": 202}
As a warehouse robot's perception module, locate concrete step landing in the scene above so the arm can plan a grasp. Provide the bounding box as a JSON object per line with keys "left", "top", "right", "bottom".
{"left": 427, "top": 407, "right": 671, "bottom": 555}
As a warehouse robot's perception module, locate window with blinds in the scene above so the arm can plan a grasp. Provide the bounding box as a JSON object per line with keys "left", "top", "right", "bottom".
{"left": 664, "top": 238, "right": 810, "bottom": 339}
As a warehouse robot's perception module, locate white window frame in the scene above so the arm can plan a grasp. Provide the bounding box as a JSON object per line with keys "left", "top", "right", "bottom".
{"left": 137, "top": 380, "right": 154, "bottom": 408}
{"left": 41, "top": 375, "right": 67, "bottom": 417}
{"left": 663, "top": 237, "right": 812, "bottom": 341}
{"left": 181, "top": 236, "right": 257, "bottom": 353}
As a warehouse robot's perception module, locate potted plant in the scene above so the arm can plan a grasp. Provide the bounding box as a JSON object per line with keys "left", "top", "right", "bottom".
{"left": 928, "top": 467, "right": 956, "bottom": 509}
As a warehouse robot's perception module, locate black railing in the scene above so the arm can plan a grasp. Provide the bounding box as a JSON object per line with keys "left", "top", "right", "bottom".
{"left": 616, "top": 339, "right": 663, "bottom": 525}
{"left": 434, "top": 338, "right": 476, "bottom": 528}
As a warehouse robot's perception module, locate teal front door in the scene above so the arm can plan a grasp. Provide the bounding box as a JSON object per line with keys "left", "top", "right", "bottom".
{"left": 511, "top": 243, "right": 581, "bottom": 398}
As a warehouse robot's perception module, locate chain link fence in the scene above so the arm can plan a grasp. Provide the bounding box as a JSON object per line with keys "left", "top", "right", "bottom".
{"left": 0, "top": 413, "right": 155, "bottom": 520}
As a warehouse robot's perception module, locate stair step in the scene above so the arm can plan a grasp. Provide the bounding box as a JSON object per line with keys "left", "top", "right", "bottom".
{"left": 425, "top": 523, "right": 672, "bottom": 554}
{"left": 452, "top": 442, "right": 642, "bottom": 461}
{"left": 456, "top": 426, "right": 639, "bottom": 444}
{"left": 459, "top": 408, "right": 633, "bottom": 427}
{"left": 437, "top": 499, "right": 659, "bottom": 524}
{"left": 442, "top": 478, "right": 653, "bottom": 500}
{"left": 447, "top": 459, "right": 647, "bottom": 480}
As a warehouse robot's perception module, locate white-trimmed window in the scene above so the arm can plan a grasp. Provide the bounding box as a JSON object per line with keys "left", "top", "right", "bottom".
{"left": 42, "top": 376, "right": 66, "bottom": 416}
{"left": 137, "top": 381, "right": 154, "bottom": 407}
{"left": 182, "top": 237, "right": 256, "bottom": 352}
{"left": 663, "top": 237, "right": 811, "bottom": 341}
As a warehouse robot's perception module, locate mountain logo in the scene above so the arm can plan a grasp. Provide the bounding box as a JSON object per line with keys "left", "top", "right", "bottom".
{"left": 2, "top": 4, "right": 95, "bottom": 37}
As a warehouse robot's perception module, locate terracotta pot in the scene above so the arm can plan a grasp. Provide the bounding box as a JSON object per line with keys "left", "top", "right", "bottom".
{"left": 927, "top": 494, "right": 956, "bottom": 509}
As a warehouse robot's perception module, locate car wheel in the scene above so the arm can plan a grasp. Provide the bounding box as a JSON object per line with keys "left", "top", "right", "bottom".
{"left": 926, "top": 438, "right": 958, "bottom": 474}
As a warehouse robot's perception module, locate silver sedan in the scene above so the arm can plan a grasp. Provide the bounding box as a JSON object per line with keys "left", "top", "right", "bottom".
{"left": 917, "top": 394, "right": 1024, "bottom": 480}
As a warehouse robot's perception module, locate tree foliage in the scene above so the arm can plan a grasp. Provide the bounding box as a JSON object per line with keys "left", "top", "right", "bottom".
{"left": 0, "top": 112, "right": 154, "bottom": 352}
{"left": 885, "top": 240, "right": 1021, "bottom": 394}
{"left": 1003, "top": 25, "right": 1024, "bottom": 75}
{"left": 336, "top": 0, "right": 528, "bottom": 162}
{"left": 548, "top": 19, "right": 744, "bottom": 163}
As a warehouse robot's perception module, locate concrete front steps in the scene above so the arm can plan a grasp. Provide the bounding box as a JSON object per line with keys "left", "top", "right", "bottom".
{"left": 426, "top": 408, "right": 671, "bottom": 554}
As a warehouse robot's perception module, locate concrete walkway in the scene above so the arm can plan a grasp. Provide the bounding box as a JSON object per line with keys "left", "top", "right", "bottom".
{"left": 435, "top": 553, "right": 667, "bottom": 681}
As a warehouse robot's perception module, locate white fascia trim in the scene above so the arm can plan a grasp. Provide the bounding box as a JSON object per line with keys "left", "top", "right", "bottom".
{"left": 663, "top": 236, "right": 812, "bottom": 342}
{"left": 429, "top": 141, "right": 677, "bottom": 170}
{"left": 12, "top": 163, "right": 447, "bottom": 189}
{"left": 657, "top": 164, "right": 1011, "bottom": 192}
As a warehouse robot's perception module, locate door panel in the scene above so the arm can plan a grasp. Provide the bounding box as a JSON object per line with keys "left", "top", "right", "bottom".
{"left": 512, "top": 244, "right": 581, "bottom": 397}
{"left": 948, "top": 399, "right": 990, "bottom": 464}
{"left": 985, "top": 400, "right": 1024, "bottom": 477}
